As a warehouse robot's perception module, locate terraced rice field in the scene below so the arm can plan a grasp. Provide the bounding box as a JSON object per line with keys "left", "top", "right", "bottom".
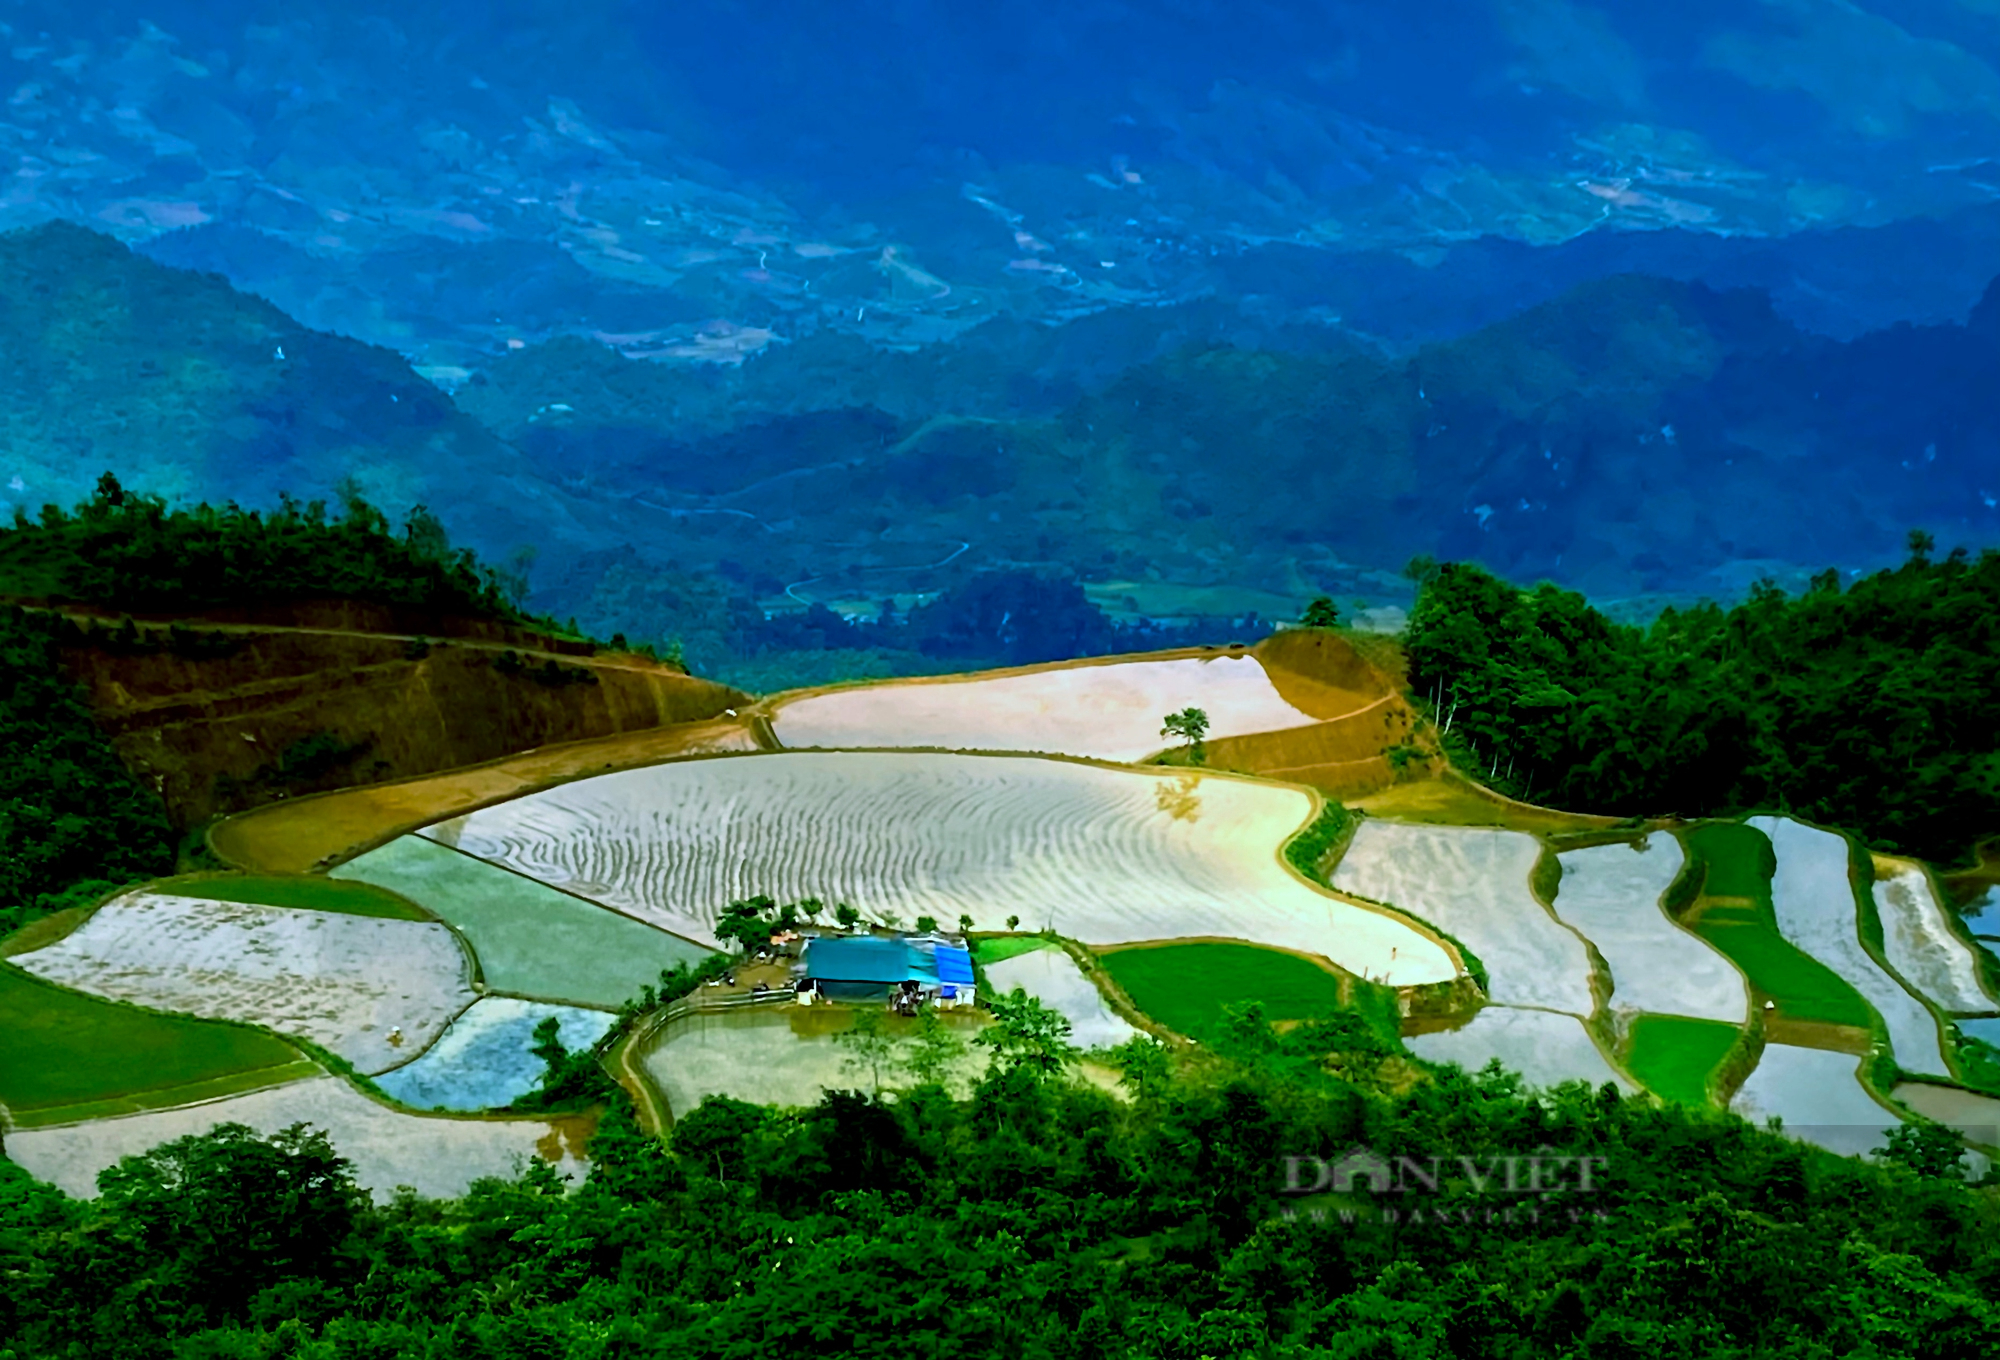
{"left": 1892, "top": 1083, "right": 2000, "bottom": 1148}
{"left": 161, "top": 873, "right": 429, "bottom": 920}
{"left": 375, "top": 998, "right": 617, "bottom": 1111}
{"left": 1098, "top": 942, "right": 1350, "bottom": 1041}
{"left": 12, "top": 894, "right": 474, "bottom": 1074}
{"left": 213, "top": 717, "right": 762, "bottom": 873}
{"left": 1680, "top": 825, "right": 1874, "bottom": 1029}
{"left": 984, "top": 949, "right": 1137, "bottom": 1050}
{"left": 770, "top": 654, "right": 1321, "bottom": 761}
{"left": 1730, "top": 1044, "right": 1900, "bottom": 1157}
{"left": 5, "top": 1075, "right": 589, "bottom": 1201}
{"left": 972, "top": 937, "right": 1053, "bottom": 967}
{"left": 1871, "top": 863, "right": 1993, "bottom": 1014}
{"left": 0, "top": 965, "right": 314, "bottom": 1128}
{"left": 1751, "top": 817, "right": 1949, "bottom": 1078}
{"left": 334, "top": 835, "right": 712, "bottom": 1008}
{"left": 1551, "top": 839, "right": 1746, "bottom": 1023}
{"left": 1622, "top": 1016, "right": 1741, "bottom": 1106}
{"left": 1330, "top": 821, "right": 1595, "bottom": 1014}
{"left": 1407, "top": 1008, "right": 1634, "bottom": 1092}
{"left": 426, "top": 752, "right": 1459, "bottom": 987}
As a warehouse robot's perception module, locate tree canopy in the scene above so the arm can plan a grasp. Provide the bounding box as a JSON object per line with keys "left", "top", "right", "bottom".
{"left": 1404, "top": 549, "right": 2000, "bottom": 860}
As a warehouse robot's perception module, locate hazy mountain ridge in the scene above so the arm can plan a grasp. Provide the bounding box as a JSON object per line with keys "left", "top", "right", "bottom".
{"left": 7, "top": 0, "right": 2000, "bottom": 374}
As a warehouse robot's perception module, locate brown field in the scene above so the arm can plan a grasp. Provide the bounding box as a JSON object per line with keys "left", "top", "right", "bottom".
{"left": 1350, "top": 772, "right": 1620, "bottom": 836}
{"left": 212, "top": 717, "right": 763, "bottom": 873}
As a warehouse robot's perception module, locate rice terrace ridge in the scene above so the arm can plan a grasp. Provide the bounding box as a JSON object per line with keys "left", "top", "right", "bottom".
{"left": 4, "top": 3, "right": 2000, "bottom": 1353}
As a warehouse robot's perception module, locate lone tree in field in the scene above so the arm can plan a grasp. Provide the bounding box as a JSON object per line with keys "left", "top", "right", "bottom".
{"left": 1300, "top": 596, "right": 1341, "bottom": 628}
{"left": 1161, "top": 706, "right": 1209, "bottom": 765}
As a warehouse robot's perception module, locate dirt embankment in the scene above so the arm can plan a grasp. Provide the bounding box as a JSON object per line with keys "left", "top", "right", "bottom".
{"left": 55, "top": 610, "right": 747, "bottom": 829}
{"left": 1196, "top": 629, "right": 1424, "bottom": 800}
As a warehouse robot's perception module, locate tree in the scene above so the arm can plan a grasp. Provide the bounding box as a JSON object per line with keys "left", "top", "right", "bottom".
{"left": 1161, "top": 706, "right": 1210, "bottom": 765}
{"left": 1300, "top": 596, "right": 1340, "bottom": 628}
{"left": 1006, "top": 915, "right": 1021, "bottom": 931}
{"left": 914, "top": 914, "right": 939, "bottom": 934}
{"left": 974, "top": 988, "right": 1077, "bottom": 1080}
{"left": 1907, "top": 528, "right": 1937, "bottom": 563}
{"left": 901, "top": 1010, "right": 968, "bottom": 1088}
{"left": 1878, "top": 1119, "right": 1966, "bottom": 1181}
{"left": 957, "top": 914, "right": 974, "bottom": 935}
{"left": 1107, "top": 1035, "right": 1172, "bottom": 1101}
{"left": 835, "top": 1008, "right": 900, "bottom": 1093}
{"left": 835, "top": 902, "right": 862, "bottom": 930}
{"left": 714, "top": 896, "right": 778, "bottom": 953}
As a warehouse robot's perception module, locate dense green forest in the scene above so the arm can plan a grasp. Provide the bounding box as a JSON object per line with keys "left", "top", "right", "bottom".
{"left": 4, "top": 1007, "right": 1994, "bottom": 1358}
{"left": 1404, "top": 541, "right": 2000, "bottom": 860}
{"left": 0, "top": 606, "right": 175, "bottom": 936}
{"left": 0, "top": 473, "right": 528, "bottom": 621}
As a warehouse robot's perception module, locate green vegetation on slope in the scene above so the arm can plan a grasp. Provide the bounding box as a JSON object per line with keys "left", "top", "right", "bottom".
{"left": 5, "top": 1002, "right": 1996, "bottom": 1357}
{"left": 1099, "top": 941, "right": 1357, "bottom": 1041}
{"left": 1, "top": 473, "right": 524, "bottom": 620}
{"left": 1404, "top": 548, "right": 2000, "bottom": 860}
{"left": 0, "top": 607, "right": 174, "bottom": 937}
{"left": 0, "top": 965, "right": 309, "bottom": 1126}
{"left": 1680, "top": 825, "right": 1874, "bottom": 1029}
{"left": 1624, "top": 1015, "right": 1742, "bottom": 1106}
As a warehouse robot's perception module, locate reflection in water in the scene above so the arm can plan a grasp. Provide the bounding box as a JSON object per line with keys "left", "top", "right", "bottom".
{"left": 1153, "top": 772, "right": 1203, "bottom": 823}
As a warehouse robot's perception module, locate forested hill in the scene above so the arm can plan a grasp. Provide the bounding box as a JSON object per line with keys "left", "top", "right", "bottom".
{"left": 1403, "top": 542, "right": 2000, "bottom": 861}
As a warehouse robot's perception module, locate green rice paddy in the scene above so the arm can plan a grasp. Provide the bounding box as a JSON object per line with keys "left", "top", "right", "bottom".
{"left": 973, "top": 937, "right": 1054, "bottom": 966}
{"left": 1099, "top": 942, "right": 1348, "bottom": 1040}
{"left": 1623, "top": 1015, "right": 1740, "bottom": 1106}
{"left": 332, "top": 836, "right": 714, "bottom": 1008}
{"left": 0, "top": 965, "right": 312, "bottom": 1128}
{"left": 165, "top": 873, "right": 430, "bottom": 920}
{"left": 1679, "top": 824, "right": 1874, "bottom": 1029}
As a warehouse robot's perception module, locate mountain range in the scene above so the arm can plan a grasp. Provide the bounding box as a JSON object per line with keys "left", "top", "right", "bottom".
{"left": 3, "top": 221, "right": 1996, "bottom": 669}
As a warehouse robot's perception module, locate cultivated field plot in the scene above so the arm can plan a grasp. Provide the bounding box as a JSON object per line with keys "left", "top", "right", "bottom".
{"left": 213, "top": 717, "right": 763, "bottom": 873}
{"left": 162, "top": 873, "right": 429, "bottom": 920}
{"left": 6, "top": 1076, "right": 588, "bottom": 1201}
{"left": 1681, "top": 825, "right": 1873, "bottom": 1029}
{"left": 984, "top": 948, "right": 1138, "bottom": 1051}
{"left": 1872, "top": 864, "right": 1993, "bottom": 1014}
{"left": 427, "top": 752, "right": 1459, "bottom": 987}
{"left": 334, "top": 836, "right": 712, "bottom": 1008}
{"left": 642, "top": 1008, "right": 988, "bottom": 1115}
{"left": 1622, "top": 1015, "right": 1740, "bottom": 1106}
{"left": 1407, "top": 1007, "right": 1634, "bottom": 1092}
{"left": 375, "top": 998, "right": 616, "bottom": 1111}
{"left": 770, "top": 654, "right": 1323, "bottom": 762}
{"left": 0, "top": 965, "right": 312, "bottom": 1128}
{"left": 1552, "top": 839, "right": 1746, "bottom": 1023}
{"left": 1099, "top": 942, "right": 1350, "bottom": 1042}
{"left": 1729, "top": 1044, "right": 1900, "bottom": 1157}
{"left": 1892, "top": 1083, "right": 2000, "bottom": 1149}
{"left": 1750, "top": 817, "right": 1949, "bottom": 1078}
{"left": 973, "top": 937, "right": 1053, "bottom": 967}
{"left": 13, "top": 894, "right": 474, "bottom": 1074}
{"left": 1330, "top": 821, "right": 1595, "bottom": 1014}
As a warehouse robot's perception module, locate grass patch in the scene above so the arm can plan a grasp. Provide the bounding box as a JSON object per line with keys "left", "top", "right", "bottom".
{"left": 161, "top": 873, "right": 429, "bottom": 921}
{"left": 1678, "top": 825, "right": 1874, "bottom": 1029}
{"left": 1099, "top": 943, "right": 1349, "bottom": 1041}
{"left": 0, "top": 905, "right": 95, "bottom": 957}
{"left": 1283, "top": 801, "right": 1354, "bottom": 879}
{"left": 973, "top": 937, "right": 1053, "bottom": 967}
{"left": 1350, "top": 771, "right": 1613, "bottom": 835}
{"left": 1624, "top": 1015, "right": 1741, "bottom": 1106}
{"left": 0, "top": 965, "right": 306, "bottom": 1120}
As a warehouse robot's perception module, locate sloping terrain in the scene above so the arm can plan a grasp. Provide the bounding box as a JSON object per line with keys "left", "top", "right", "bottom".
{"left": 49, "top": 606, "right": 743, "bottom": 828}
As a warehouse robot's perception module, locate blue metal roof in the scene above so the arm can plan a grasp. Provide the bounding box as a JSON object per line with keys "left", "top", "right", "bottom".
{"left": 803, "top": 936, "right": 937, "bottom": 985}
{"left": 934, "top": 945, "right": 974, "bottom": 985}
